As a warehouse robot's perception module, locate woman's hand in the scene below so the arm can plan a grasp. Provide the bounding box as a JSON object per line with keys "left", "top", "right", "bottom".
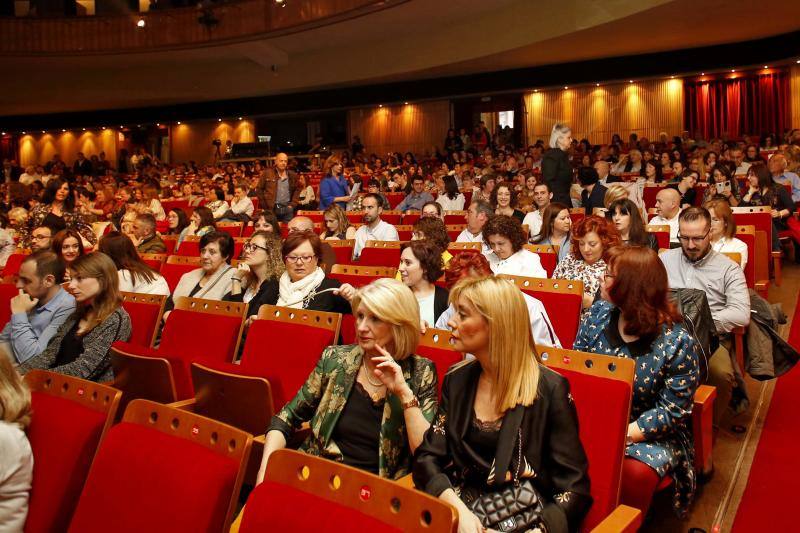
{"left": 235, "top": 263, "right": 251, "bottom": 279}
{"left": 333, "top": 283, "right": 357, "bottom": 301}
{"left": 721, "top": 189, "right": 732, "bottom": 198}
{"left": 371, "top": 344, "right": 410, "bottom": 398}
{"left": 582, "top": 293, "right": 595, "bottom": 309}
{"left": 457, "top": 509, "right": 487, "bottom": 533}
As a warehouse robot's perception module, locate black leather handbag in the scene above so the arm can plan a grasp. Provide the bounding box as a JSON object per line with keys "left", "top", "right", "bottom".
{"left": 459, "top": 430, "right": 547, "bottom": 533}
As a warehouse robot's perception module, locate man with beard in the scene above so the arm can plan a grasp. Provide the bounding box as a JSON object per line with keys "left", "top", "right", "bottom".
{"left": 660, "top": 207, "right": 750, "bottom": 424}
{"left": 352, "top": 193, "right": 399, "bottom": 259}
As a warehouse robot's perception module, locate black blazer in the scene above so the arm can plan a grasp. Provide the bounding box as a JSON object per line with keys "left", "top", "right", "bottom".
{"left": 413, "top": 361, "right": 592, "bottom": 533}
{"left": 225, "top": 276, "right": 351, "bottom": 317}
{"left": 581, "top": 182, "right": 608, "bottom": 215}
{"left": 432, "top": 285, "right": 450, "bottom": 325}
{"left": 542, "top": 148, "right": 573, "bottom": 206}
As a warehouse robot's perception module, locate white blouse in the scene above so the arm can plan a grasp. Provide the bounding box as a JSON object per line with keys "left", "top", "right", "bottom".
{"left": 436, "top": 193, "right": 465, "bottom": 211}
{"left": 118, "top": 270, "right": 171, "bottom": 295}
{"left": 0, "top": 421, "right": 33, "bottom": 532}
{"left": 712, "top": 237, "right": 748, "bottom": 270}
{"left": 484, "top": 248, "right": 547, "bottom": 278}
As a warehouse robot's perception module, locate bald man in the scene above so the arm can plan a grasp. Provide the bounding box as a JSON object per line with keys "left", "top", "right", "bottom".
{"left": 650, "top": 188, "right": 682, "bottom": 246}
{"left": 286, "top": 216, "right": 337, "bottom": 273}
{"left": 256, "top": 152, "right": 300, "bottom": 221}
{"left": 768, "top": 153, "right": 800, "bottom": 202}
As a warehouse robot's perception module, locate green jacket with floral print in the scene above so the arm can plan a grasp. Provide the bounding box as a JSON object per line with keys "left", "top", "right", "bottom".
{"left": 268, "top": 344, "right": 438, "bottom": 479}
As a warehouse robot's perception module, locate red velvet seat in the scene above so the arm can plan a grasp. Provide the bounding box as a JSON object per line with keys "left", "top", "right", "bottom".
{"left": 329, "top": 264, "right": 396, "bottom": 287}
{"left": 217, "top": 221, "right": 244, "bottom": 238}
{"left": 443, "top": 211, "right": 467, "bottom": 225}
{"left": 120, "top": 292, "right": 166, "bottom": 348}
{"left": 524, "top": 244, "right": 559, "bottom": 278}
{"left": 0, "top": 282, "right": 18, "bottom": 328}
{"left": 159, "top": 255, "right": 201, "bottom": 292}
{"left": 538, "top": 346, "right": 641, "bottom": 532}
{"left": 68, "top": 400, "right": 251, "bottom": 533}
{"left": 138, "top": 252, "right": 167, "bottom": 272}
{"left": 642, "top": 185, "right": 666, "bottom": 210}
{"left": 402, "top": 213, "right": 421, "bottom": 225}
{"left": 646, "top": 224, "right": 671, "bottom": 250}
{"left": 446, "top": 224, "right": 466, "bottom": 241}
{"left": 447, "top": 242, "right": 482, "bottom": 256}
{"left": 384, "top": 194, "right": 405, "bottom": 209}
{"left": 296, "top": 210, "right": 325, "bottom": 223}
{"left": 395, "top": 225, "right": 414, "bottom": 241}
{"left": 416, "top": 328, "right": 463, "bottom": 397}
{"left": 381, "top": 211, "right": 403, "bottom": 225}
{"left": 160, "top": 235, "right": 177, "bottom": 255}
{"left": 327, "top": 239, "right": 355, "bottom": 265}
{"left": 2, "top": 252, "right": 28, "bottom": 278}
{"left": 23, "top": 371, "right": 121, "bottom": 533}
{"left": 569, "top": 208, "right": 586, "bottom": 227}
{"left": 239, "top": 450, "right": 456, "bottom": 533}
{"left": 175, "top": 236, "right": 200, "bottom": 256}
{"left": 499, "top": 275, "right": 584, "bottom": 349}
{"left": 359, "top": 240, "right": 403, "bottom": 267}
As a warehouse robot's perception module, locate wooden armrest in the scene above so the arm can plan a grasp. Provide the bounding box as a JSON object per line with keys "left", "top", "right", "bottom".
{"left": 254, "top": 434, "right": 265, "bottom": 444}
{"left": 755, "top": 280, "right": 769, "bottom": 299}
{"left": 590, "top": 505, "right": 642, "bottom": 533}
{"left": 694, "top": 384, "right": 717, "bottom": 406}
{"left": 167, "top": 398, "right": 197, "bottom": 411}
{"left": 396, "top": 474, "right": 415, "bottom": 488}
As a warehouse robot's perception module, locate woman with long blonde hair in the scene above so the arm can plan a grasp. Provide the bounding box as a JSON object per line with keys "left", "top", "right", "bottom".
{"left": 321, "top": 203, "right": 356, "bottom": 240}
{"left": 18, "top": 252, "right": 132, "bottom": 382}
{"left": 0, "top": 350, "right": 33, "bottom": 530}
{"left": 413, "top": 276, "right": 591, "bottom": 533}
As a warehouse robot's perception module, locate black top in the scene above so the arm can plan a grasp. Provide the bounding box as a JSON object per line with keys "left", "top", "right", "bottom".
{"left": 467, "top": 414, "right": 502, "bottom": 468}
{"left": 542, "top": 148, "right": 573, "bottom": 206}
{"left": 625, "top": 232, "right": 659, "bottom": 252}
{"left": 432, "top": 285, "right": 450, "bottom": 325}
{"left": 54, "top": 321, "right": 84, "bottom": 367}
{"left": 225, "top": 275, "right": 351, "bottom": 317}
{"left": 667, "top": 183, "right": 696, "bottom": 207}
{"left": 581, "top": 182, "right": 608, "bottom": 215}
{"left": 331, "top": 382, "right": 384, "bottom": 475}
{"left": 43, "top": 211, "right": 68, "bottom": 233}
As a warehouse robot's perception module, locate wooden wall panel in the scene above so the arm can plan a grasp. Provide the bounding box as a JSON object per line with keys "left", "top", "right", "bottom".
{"left": 348, "top": 101, "right": 451, "bottom": 157}
{"left": 791, "top": 65, "right": 800, "bottom": 130}
{"left": 19, "top": 129, "right": 118, "bottom": 167}
{"left": 170, "top": 120, "right": 255, "bottom": 165}
{"left": 524, "top": 79, "right": 684, "bottom": 145}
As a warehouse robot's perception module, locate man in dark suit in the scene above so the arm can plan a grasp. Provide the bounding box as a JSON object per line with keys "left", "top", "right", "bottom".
{"left": 578, "top": 166, "right": 608, "bottom": 216}
{"left": 2, "top": 159, "right": 22, "bottom": 183}
{"left": 72, "top": 152, "right": 92, "bottom": 177}
{"left": 255, "top": 152, "right": 300, "bottom": 222}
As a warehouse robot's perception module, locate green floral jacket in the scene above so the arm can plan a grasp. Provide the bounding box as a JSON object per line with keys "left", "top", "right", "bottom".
{"left": 269, "top": 344, "right": 438, "bottom": 479}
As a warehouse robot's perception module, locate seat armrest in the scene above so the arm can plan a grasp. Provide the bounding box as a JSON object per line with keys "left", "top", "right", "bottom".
{"left": 693, "top": 385, "right": 717, "bottom": 476}
{"left": 590, "top": 505, "right": 642, "bottom": 533}
{"left": 167, "top": 398, "right": 197, "bottom": 411}
{"left": 755, "top": 280, "right": 769, "bottom": 300}
{"left": 396, "top": 474, "right": 414, "bottom": 488}
{"left": 772, "top": 251, "right": 782, "bottom": 287}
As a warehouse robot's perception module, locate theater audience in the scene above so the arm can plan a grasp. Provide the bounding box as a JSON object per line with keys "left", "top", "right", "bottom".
{"left": 706, "top": 199, "right": 748, "bottom": 270}
{"left": 220, "top": 182, "right": 255, "bottom": 222}
{"left": 0, "top": 351, "right": 33, "bottom": 531}
{"left": 19, "top": 179, "right": 96, "bottom": 248}
{"left": 456, "top": 200, "right": 493, "bottom": 254}
{"left": 53, "top": 229, "right": 86, "bottom": 279}
{"left": 659, "top": 207, "right": 749, "bottom": 424}
{"left": 318, "top": 158, "right": 351, "bottom": 211}
{"left": 258, "top": 153, "right": 301, "bottom": 221}
{"left": 575, "top": 246, "right": 699, "bottom": 517}
{"left": 252, "top": 210, "right": 280, "bottom": 235}
{"left": 29, "top": 225, "right": 54, "bottom": 252}
{"left": 177, "top": 206, "right": 215, "bottom": 247}
{"left": 130, "top": 213, "right": 166, "bottom": 254}
{"left": 515, "top": 173, "right": 539, "bottom": 213}
{"left": 225, "top": 231, "right": 284, "bottom": 317}
{"left": 474, "top": 174, "right": 495, "bottom": 204}
{"left": 353, "top": 193, "right": 400, "bottom": 259}
{"left": 436, "top": 175, "right": 465, "bottom": 211}
{"left": 412, "top": 216, "right": 452, "bottom": 266}
{"left": 522, "top": 182, "right": 553, "bottom": 240}
{"left": 257, "top": 278, "right": 437, "bottom": 481}
{"left": 140, "top": 184, "right": 166, "bottom": 221}
{"left": 434, "top": 251, "right": 560, "bottom": 347}
{"left": 533, "top": 202, "right": 572, "bottom": 264}
{"left": 542, "top": 123, "right": 573, "bottom": 205}
{"left": 578, "top": 166, "right": 608, "bottom": 215}
{"left": 169, "top": 232, "right": 236, "bottom": 314}
{"left": 322, "top": 204, "right": 356, "bottom": 240}
{"left": 606, "top": 198, "right": 658, "bottom": 251}
{"left": 205, "top": 187, "right": 229, "bottom": 220}
{"left": 397, "top": 176, "right": 435, "bottom": 212}
{"left": 165, "top": 208, "right": 189, "bottom": 236}
{"left": 398, "top": 240, "right": 448, "bottom": 326}
{"left": 18, "top": 252, "right": 132, "bottom": 382}
{"left": 668, "top": 171, "right": 698, "bottom": 209}
{"left": 483, "top": 215, "right": 546, "bottom": 277}
{"left": 650, "top": 188, "right": 682, "bottom": 245}
{"left": 414, "top": 276, "right": 590, "bottom": 533}
{"left": 99, "top": 232, "right": 170, "bottom": 295}
{"left": 741, "top": 162, "right": 795, "bottom": 250}
{"left": 553, "top": 216, "right": 621, "bottom": 311}
{"left": 769, "top": 154, "right": 800, "bottom": 202}
{"left": 0, "top": 252, "right": 75, "bottom": 364}
{"left": 421, "top": 201, "right": 444, "bottom": 220}
{"left": 703, "top": 164, "right": 740, "bottom": 207}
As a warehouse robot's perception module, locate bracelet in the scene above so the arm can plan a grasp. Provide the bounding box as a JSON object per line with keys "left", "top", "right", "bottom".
{"left": 401, "top": 397, "right": 420, "bottom": 410}
{"left": 232, "top": 278, "right": 242, "bottom": 283}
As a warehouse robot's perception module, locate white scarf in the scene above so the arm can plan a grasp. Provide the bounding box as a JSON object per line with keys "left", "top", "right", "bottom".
{"left": 276, "top": 267, "right": 326, "bottom": 309}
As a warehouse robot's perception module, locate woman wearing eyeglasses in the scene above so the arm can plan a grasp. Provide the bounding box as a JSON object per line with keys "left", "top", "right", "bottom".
{"left": 225, "top": 231, "right": 285, "bottom": 317}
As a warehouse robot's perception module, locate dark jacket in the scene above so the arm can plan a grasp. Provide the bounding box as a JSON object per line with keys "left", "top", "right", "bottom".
{"left": 73, "top": 159, "right": 93, "bottom": 177}
{"left": 432, "top": 285, "right": 449, "bottom": 325}
{"left": 413, "top": 361, "right": 592, "bottom": 533}
{"left": 256, "top": 168, "right": 301, "bottom": 211}
{"left": 581, "top": 182, "right": 608, "bottom": 215}
{"left": 226, "top": 276, "right": 351, "bottom": 318}
{"left": 137, "top": 233, "right": 167, "bottom": 254}
{"left": 542, "top": 148, "right": 573, "bottom": 206}
{"left": 746, "top": 288, "right": 796, "bottom": 380}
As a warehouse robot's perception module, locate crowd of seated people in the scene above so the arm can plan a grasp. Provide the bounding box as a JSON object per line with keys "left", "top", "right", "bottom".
{"left": 0, "top": 124, "right": 799, "bottom": 531}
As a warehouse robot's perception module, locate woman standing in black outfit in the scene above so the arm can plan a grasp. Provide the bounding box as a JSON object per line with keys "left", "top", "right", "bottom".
{"left": 542, "top": 123, "right": 574, "bottom": 206}
{"left": 413, "top": 276, "right": 591, "bottom": 533}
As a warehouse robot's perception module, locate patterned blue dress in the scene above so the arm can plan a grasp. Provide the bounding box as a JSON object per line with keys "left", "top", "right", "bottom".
{"left": 574, "top": 300, "right": 700, "bottom": 516}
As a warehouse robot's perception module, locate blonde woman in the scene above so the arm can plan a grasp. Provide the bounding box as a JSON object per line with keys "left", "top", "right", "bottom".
{"left": 140, "top": 184, "right": 166, "bottom": 221}
{"left": 257, "top": 278, "right": 438, "bottom": 482}
{"left": 0, "top": 350, "right": 33, "bottom": 530}
{"left": 18, "top": 252, "right": 132, "bottom": 382}
{"left": 321, "top": 204, "right": 356, "bottom": 240}
{"left": 225, "top": 231, "right": 285, "bottom": 318}
{"left": 413, "top": 277, "right": 591, "bottom": 533}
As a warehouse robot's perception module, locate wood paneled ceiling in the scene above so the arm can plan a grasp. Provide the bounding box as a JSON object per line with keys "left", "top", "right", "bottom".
{"left": 2, "top": 0, "right": 800, "bottom": 118}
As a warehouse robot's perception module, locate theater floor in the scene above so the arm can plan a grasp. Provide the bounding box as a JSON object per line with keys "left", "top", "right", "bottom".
{"left": 642, "top": 262, "right": 800, "bottom": 532}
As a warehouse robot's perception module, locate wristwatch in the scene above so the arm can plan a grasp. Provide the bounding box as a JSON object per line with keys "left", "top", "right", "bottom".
{"left": 401, "top": 397, "right": 420, "bottom": 410}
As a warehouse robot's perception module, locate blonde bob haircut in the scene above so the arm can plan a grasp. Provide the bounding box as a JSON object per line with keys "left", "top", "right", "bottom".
{"left": 350, "top": 278, "right": 420, "bottom": 361}
{"left": 0, "top": 347, "right": 32, "bottom": 429}
{"left": 449, "top": 276, "right": 541, "bottom": 413}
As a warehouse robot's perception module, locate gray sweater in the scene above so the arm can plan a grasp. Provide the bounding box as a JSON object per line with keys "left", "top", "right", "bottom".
{"left": 659, "top": 248, "right": 750, "bottom": 334}
{"left": 19, "top": 307, "right": 131, "bottom": 383}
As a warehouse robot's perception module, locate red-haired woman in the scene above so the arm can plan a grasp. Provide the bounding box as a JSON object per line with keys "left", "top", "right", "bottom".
{"left": 574, "top": 246, "right": 699, "bottom": 518}
{"left": 552, "top": 215, "right": 621, "bottom": 311}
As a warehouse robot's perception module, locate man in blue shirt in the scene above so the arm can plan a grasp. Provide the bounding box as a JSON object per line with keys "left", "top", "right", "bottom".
{"left": 396, "top": 176, "right": 434, "bottom": 212}
{"left": 0, "top": 251, "right": 75, "bottom": 364}
{"left": 769, "top": 153, "right": 800, "bottom": 202}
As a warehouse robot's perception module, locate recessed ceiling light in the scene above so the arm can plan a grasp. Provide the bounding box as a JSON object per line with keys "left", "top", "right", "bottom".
{"left": 701, "top": 72, "right": 705, "bottom": 76}
{"left": 62, "top": 129, "right": 66, "bottom": 132}
{"left": 41, "top": 130, "right": 45, "bottom": 133}
{"left": 22, "top": 131, "right": 26, "bottom": 135}
{"left": 238, "top": 117, "right": 243, "bottom": 120}
{"left": 534, "top": 89, "right": 538, "bottom": 93}
{"left": 595, "top": 83, "right": 600, "bottom": 87}
{"left": 177, "top": 121, "right": 181, "bottom": 125}
{"left": 136, "top": 18, "right": 145, "bottom": 28}
{"left": 378, "top": 104, "right": 383, "bottom": 108}
{"left": 1, "top": 132, "right": 5, "bottom": 136}
{"left": 82, "top": 128, "right": 86, "bottom": 131}
{"left": 670, "top": 76, "right": 675, "bottom": 79}
{"left": 156, "top": 123, "right": 160, "bottom": 127}
{"left": 218, "top": 118, "right": 222, "bottom": 122}
{"left": 763, "top": 66, "right": 769, "bottom": 69}
{"left": 563, "top": 86, "right": 568, "bottom": 90}
{"left": 404, "top": 102, "right": 409, "bottom": 105}
{"left": 731, "top": 69, "right": 736, "bottom": 73}
{"left": 629, "top": 80, "right": 634, "bottom": 83}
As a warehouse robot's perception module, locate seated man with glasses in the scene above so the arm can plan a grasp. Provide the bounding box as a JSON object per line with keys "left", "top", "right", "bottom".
{"left": 30, "top": 225, "right": 55, "bottom": 252}
{"left": 659, "top": 207, "right": 750, "bottom": 424}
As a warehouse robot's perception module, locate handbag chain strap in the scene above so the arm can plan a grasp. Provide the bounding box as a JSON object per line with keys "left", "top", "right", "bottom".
{"left": 514, "top": 428, "right": 522, "bottom": 486}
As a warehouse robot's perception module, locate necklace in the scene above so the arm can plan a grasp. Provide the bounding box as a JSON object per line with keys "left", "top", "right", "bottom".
{"left": 361, "top": 363, "right": 385, "bottom": 388}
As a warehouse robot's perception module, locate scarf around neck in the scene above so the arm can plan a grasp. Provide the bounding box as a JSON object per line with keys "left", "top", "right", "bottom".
{"left": 277, "top": 267, "right": 326, "bottom": 308}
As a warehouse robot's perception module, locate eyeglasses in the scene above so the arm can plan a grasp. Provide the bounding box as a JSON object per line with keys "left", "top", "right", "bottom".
{"left": 243, "top": 242, "right": 269, "bottom": 253}
{"left": 677, "top": 230, "right": 710, "bottom": 244}
{"left": 285, "top": 255, "right": 316, "bottom": 264}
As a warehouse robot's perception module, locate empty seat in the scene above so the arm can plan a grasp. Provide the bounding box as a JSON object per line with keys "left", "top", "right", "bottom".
{"left": 120, "top": 292, "right": 167, "bottom": 348}
{"left": 160, "top": 255, "right": 202, "bottom": 293}
{"left": 359, "top": 240, "right": 403, "bottom": 267}
{"left": 415, "top": 328, "right": 463, "bottom": 397}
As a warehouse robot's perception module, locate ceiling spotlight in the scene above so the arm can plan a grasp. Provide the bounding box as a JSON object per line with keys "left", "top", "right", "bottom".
{"left": 763, "top": 66, "right": 769, "bottom": 69}
{"left": 22, "top": 131, "right": 26, "bottom": 135}
{"left": 102, "top": 126, "right": 106, "bottom": 130}
{"left": 629, "top": 80, "right": 634, "bottom": 83}
{"left": 218, "top": 118, "right": 222, "bottom": 122}
{"left": 595, "top": 83, "right": 600, "bottom": 87}
{"left": 534, "top": 89, "right": 538, "bottom": 93}
{"left": 378, "top": 104, "right": 383, "bottom": 108}
{"left": 1, "top": 132, "right": 4, "bottom": 136}
{"left": 404, "top": 102, "right": 409, "bottom": 105}
{"left": 62, "top": 128, "right": 66, "bottom": 132}
{"left": 41, "top": 130, "right": 45, "bottom": 134}
{"left": 136, "top": 18, "right": 145, "bottom": 28}
{"left": 82, "top": 128, "right": 86, "bottom": 131}
{"left": 563, "top": 86, "right": 568, "bottom": 90}
{"left": 731, "top": 69, "right": 736, "bottom": 73}
{"left": 177, "top": 121, "right": 181, "bottom": 125}
{"left": 156, "top": 123, "right": 160, "bottom": 127}
{"left": 670, "top": 76, "right": 675, "bottom": 79}
{"left": 701, "top": 72, "right": 705, "bottom": 76}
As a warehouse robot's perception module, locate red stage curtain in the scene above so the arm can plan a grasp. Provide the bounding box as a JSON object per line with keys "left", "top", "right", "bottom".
{"left": 683, "top": 70, "right": 789, "bottom": 140}
{"left": 0, "top": 136, "right": 19, "bottom": 163}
